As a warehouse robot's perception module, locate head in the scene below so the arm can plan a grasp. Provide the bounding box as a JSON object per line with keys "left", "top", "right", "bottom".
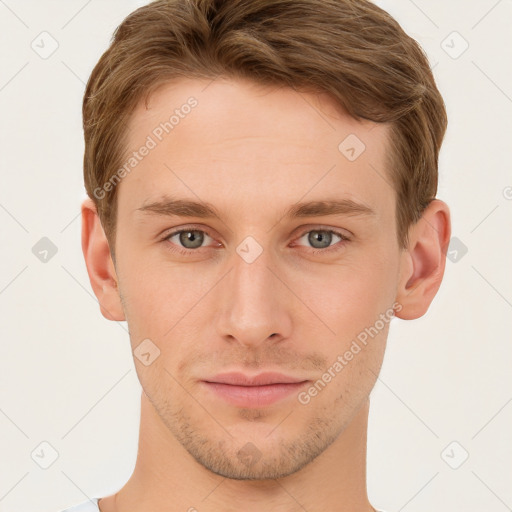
{"left": 81, "top": 0, "right": 450, "bottom": 480}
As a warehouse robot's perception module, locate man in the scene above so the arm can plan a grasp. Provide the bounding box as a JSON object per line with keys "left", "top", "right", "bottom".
{"left": 63, "top": 0, "right": 450, "bottom": 510}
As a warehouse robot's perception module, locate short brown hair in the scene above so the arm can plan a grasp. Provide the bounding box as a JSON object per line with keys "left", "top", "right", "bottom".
{"left": 83, "top": 0, "right": 447, "bottom": 254}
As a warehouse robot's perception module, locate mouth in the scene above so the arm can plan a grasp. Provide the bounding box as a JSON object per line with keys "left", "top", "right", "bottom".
{"left": 201, "top": 372, "right": 310, "bottom": 408}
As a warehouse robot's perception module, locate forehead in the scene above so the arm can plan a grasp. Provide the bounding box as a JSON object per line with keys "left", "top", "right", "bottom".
{"left": 118, "top": 77, "right": 394, "bottom": 223}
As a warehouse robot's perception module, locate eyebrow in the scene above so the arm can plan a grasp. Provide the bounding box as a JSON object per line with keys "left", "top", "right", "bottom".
{"left": 136, "top": 196, "right": 375, "bottom": 220}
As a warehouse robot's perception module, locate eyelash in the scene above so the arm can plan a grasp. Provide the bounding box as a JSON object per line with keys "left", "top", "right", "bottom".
{"left": 160, "top": 225, "right": 350, "bottom": 256}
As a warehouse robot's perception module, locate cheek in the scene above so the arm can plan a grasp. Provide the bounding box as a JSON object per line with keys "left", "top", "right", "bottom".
{"left": 299, "top": 254, "right": 397, "bottom": 332}
{"left": 117, "top": 254, "right": 215, "bottom": 343}
{"left": 294, "top": 252, "right": 397, "bottom": 392}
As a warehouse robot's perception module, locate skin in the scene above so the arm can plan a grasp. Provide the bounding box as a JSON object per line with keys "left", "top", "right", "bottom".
{"left": 82, "top": 76, "right": 451, "bottom": 511}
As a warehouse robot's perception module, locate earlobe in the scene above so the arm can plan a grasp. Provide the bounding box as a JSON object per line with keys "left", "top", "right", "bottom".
{"left": 81, "top": 198, "right": 125, "bottom": 321}
{"left": 395, "top": 199, "right": 451, "bottom": 320}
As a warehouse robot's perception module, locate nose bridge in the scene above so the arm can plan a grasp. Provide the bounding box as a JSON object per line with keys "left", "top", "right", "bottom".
{"left": 216, "top": 239, "right": 291, "bottom": 345}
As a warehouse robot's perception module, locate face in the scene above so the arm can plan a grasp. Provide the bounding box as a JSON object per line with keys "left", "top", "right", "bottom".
{"left": 113, "top": 77, "right": 402, "bottom": 479}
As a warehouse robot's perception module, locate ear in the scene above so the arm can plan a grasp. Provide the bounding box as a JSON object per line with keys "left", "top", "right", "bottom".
{"left": 395, "top": 199, "right": 451, "bottom": 320}
{"left": 81, "top": 198, "right": 125, "bottom": 321}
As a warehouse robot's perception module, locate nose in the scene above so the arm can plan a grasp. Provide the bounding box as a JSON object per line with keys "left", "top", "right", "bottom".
{"left": 215, "top": 245, "right": 293, "bottom": 348}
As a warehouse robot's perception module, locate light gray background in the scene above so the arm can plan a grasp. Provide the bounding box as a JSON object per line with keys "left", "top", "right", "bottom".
{"left": 0, "top": 1, "right": 511, "bottom": 511}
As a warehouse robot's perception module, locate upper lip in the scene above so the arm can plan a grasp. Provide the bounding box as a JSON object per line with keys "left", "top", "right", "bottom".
{"left": 203, "top": 372, "right": 308, "bottom": 386}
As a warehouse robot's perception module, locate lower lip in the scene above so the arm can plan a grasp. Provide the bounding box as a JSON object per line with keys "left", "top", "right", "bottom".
{"left": 201, "top": 381, "right": 309, "bottom": 408}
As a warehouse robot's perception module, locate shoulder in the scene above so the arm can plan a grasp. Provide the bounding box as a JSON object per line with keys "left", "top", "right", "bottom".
{"left": 58, "top": 498, "right": 100, "bottom": 512}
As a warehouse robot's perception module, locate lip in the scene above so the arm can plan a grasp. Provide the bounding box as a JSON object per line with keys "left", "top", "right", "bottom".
{"left": 205, "top": 372, "right": 306, "bottom": 386}
{"left": 201, "top": 372, "right": 309, "bottom": 408}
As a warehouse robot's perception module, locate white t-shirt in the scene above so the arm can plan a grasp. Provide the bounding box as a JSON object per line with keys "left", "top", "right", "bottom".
{"left": 60, "top": 498, "right": 100, "bottom": 511}
{"left": 61, "top": 499, "right": 388, "bottom": 512}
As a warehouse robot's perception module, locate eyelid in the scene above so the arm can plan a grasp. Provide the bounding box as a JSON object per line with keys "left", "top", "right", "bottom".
{"left": 160, "top": 223, "right": 351, "bottom": 239}
{"left": 294, "top": 224, "right": 352, "bottom": 240}
{"left": 160, "top": 223, "right": 215, "bottom": 237}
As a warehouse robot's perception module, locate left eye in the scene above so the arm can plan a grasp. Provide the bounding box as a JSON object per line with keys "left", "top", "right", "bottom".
{"left": 294, "top": 229, "right": 348, "bottom": 252}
